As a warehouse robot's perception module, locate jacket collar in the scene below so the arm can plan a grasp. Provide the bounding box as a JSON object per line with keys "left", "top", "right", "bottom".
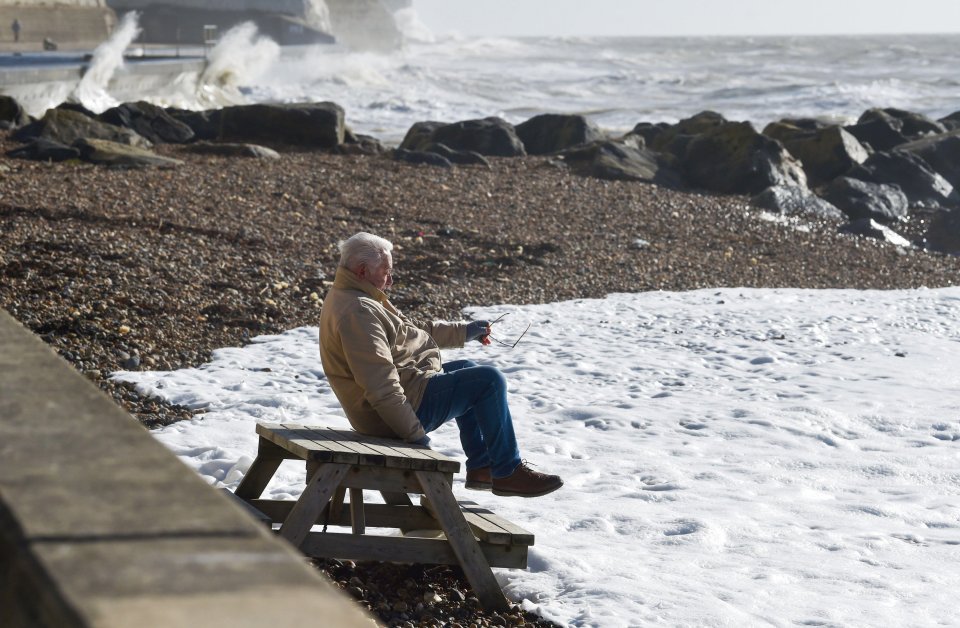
{"left": 333, "top": 267, "right": 398, "bottom": 314}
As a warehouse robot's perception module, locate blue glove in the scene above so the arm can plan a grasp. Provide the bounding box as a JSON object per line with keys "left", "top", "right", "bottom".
{"left": 466, "top": 320, "right": 491, "bottom": 343}
{"left": 413, "top": 434, "right": 431, "bottom": 448}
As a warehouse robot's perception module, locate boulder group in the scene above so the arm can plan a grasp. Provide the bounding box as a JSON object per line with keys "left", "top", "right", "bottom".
{"left": 2, "top": 92, "right": 959, "bottom": 254}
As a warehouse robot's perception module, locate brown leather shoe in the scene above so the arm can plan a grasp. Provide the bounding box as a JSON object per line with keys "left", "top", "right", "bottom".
{"left": 465, "top": 466, "right": 492, "bottom": 491}
{"left": 492, "top": 461, "right": 563, "bottom": 497}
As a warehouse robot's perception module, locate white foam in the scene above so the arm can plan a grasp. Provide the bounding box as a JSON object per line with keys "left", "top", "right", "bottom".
{"left": 114, "top": 287, "right": 960, "bottom": 626}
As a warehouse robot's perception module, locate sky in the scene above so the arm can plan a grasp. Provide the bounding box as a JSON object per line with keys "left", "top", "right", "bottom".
{"left": 115, "top": 285, "right": 960, "bottom": 627}
{"left": 413, "top": 0, "right": 960, "bottom": 37}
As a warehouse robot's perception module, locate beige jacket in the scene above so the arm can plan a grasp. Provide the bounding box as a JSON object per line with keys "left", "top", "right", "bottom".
{"left": 319, "top": 267, "right": 467, "bottom": 441}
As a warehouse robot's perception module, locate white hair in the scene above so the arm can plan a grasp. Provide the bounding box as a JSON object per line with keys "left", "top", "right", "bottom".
{"left": 338, "top": 232, "right": 393, "bottom": 272}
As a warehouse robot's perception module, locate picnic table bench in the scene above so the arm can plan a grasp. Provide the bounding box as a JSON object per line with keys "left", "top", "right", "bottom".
{"left": 232, "top": 422, "right": 535, "bottom": 612}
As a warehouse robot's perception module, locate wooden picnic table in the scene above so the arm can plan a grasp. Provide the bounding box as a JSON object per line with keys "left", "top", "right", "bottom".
{"left": 233, "top": 422, "right": 535, "bottom": 612}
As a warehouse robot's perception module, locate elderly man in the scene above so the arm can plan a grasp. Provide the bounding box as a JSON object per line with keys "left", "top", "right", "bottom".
{"left": 319, "top": 231, "right": 562, "bottom": 497}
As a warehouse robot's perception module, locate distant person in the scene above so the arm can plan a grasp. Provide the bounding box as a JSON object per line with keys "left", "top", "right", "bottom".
{"left": 11, "top": 18, "right": 20, "bottom": 43}
{"left": 319, "top": 231, "right": 563, "bottom": 498}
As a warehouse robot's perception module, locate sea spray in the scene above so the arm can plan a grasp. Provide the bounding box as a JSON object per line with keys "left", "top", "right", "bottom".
{"left": 392, "top": 6, "right": 435, "bottom": 44}
{"left": 195, "top": 22, "right": 281, "bottom": 109}
{"left": 71, "top": 11, "right": 142, "bottom": 113}
{"left": 303, "top": 0, "right": 332, "bottom": 34}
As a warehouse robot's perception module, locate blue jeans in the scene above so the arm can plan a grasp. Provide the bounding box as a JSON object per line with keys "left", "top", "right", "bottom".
{"left": 416, "top": 359, "right": 522, "bottom": 479}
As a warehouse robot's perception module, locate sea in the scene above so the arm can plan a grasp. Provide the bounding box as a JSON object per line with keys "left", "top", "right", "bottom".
{"left": 6, "top": 14, "right": 960, "bottom": 146}
{"left": 241, "top": 31, "right": 960, "bottom": 144}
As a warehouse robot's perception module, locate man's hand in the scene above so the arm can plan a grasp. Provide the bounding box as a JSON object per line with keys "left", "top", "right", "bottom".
{"left": 466, "top": 320, "right": 491, "bottom": 345}
{"left": 412, "top": 434, "right": 432, "bottom": 448}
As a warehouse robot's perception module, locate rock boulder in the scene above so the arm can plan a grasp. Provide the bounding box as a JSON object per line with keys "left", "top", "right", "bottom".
{"left": 682, "top": 121, "right": 807, "bottom": 194}
{"left": 561, "top": 140, "right": 682, "bottom": 186}
{"left": 14, "top": 108, "right": 150, "bottom": 148}
{"left": 923, "top": 208, "right": 960, "bottom": 254}
{"left": 99, "top": 101, "right": 195, "bottom": 144}
{"left": 766, "top": 123, "right": 868, "bottom": 186}
{"left": 74, "top": 138, "right": 183, "bottom": 168}
{"left": 216, "top": 102, "right": 345, "bottom": 148}
{"left": 898, "top": 130, "right": 960, "bottom": 190}
{"left": 515, "top": 113, "right": 603, "bottom": 155}
{"left": 751, "top": 185, "right": 845, "bottom": 220}
{"left": 426, "top": 117, "right": 526, "bottom": 157}
{"left": 820, "top": 177, "right": 909, "bottom": 223}
{"left": 846, "top": 150, "right": 956, "bottom": 208}
{"left": 0, "top": 95, "right": 30, "bottom": 129}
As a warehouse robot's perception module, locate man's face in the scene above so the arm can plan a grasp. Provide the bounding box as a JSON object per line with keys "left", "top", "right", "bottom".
{"left": 362, "top": 253, "right": 393, "bottom": 291}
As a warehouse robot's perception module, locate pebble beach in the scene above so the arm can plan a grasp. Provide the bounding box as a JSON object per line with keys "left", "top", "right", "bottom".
{"left": 3, "top": 134, "right": 960, "bottom": 626}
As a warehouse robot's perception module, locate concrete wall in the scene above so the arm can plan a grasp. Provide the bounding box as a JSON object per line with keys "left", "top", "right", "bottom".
{"left": 0, "top": 308, "right": 371, "bottom": 628}
{"left": 0, "top": 4, "right": 115, "bottom": 49}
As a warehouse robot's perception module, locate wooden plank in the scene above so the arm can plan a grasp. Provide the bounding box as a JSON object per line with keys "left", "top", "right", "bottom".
{"left": 338, "top": 467, "right": 452, "bottom": 494}
{"left": 258, "top": 422, "right": 460, "bottom": 472}
{"left": 300, "top": 532, "right": 528, "bottom": 570}
{"left": 283, "top": 422, "right": 381, "bottom": 465}
{"left": 257, "top": 423, "right": 355, "bottom": 464}
{"left": 329, "top": 485, "right": 346, "bottom": 522}
{"left": 324, "top": 428, "right": 459, "bottom": 473}
{"left": 420, "top": 496, "right": 521, "bottom": 546}
{"left": 415, "top": 471, "right": 509, "bottom": 612}
{"left": 380, "top": 491, "right": 416, "bottom": 534}
{"left": 218, "top": 488, "right": 273, "bottom": 527}
{"left": 233, "top": 453, "right": 283, "bottom": 501}
{"left": 459, "top": 501, "right": 535, "bottom": 546}
{"left": 297, "top": 426, "right": 388, "bottom": 467}
{"left": 349, "top": 488, "right": 365, "bottom": 535}
{"left": 250, "top": 500, "right": 441, "bottom": 532}
{"left": 278, "top": 463, "right": 349, "bottom": 548}
{"left": 460, "top": 501, "right": 534, "bottom": 545}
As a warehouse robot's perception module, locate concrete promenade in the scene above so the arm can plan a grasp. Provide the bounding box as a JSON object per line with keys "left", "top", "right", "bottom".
{"left": 0, "top": 308, "right": 370, "bottom": 627}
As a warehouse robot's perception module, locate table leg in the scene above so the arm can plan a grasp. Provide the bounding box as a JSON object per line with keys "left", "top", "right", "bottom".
{"left": 414, "top": 471, "right": 509, "bottom": 613}
{"left": 279, "top": 463, "right": 349, "bottom": 548}
{"left": 234, "top": 455, "right": 283, "bottom": 500}
{"left": 349, "top": 488, "right": 366, "bottom": 534}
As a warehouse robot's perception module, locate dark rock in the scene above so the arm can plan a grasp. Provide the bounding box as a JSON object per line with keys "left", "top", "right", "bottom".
{"left": 751, "top": 185, "right": 845, "bottom": 220}
{"left": 860, "top": 107, "right": 946, "bottom": 139}
{"left": 13, "top": 108, "right": 150, "bottom": 148}
{"left": 216, "top": 102, "right": 345, "bottom": 149}
{"left": 939, "top": 110, "right": 960, "bottom": 132}
{"left": 99, "top": 101, "right": 195, "bottom": 144}
{"left": 765, "top": 123, "right": 868, "bottom": 186}
{"left": 820, "top": 176, "right": 909, "bottom": 223}
{"left": 626, "top": 121, "right": 670, "bottom": 147}
{"left": 923, "top": 208, "right": 960, "bottom": 254}
{"left": 846, "top": 150, "right": 956, "bottom": 208}
{"left": 73, "top": 138, "right": 183, "bottom": 168}
{"left": 683, "top": 121, "right": 807, "bottom": 194}
{"left": 397, "top": 121, "right": 447, "bottom": 152}
{"left": 651, "top": 110, "right": 728, "bottom": 156}
{"left": 427, "top": 117, "right": 526, "bottom": 157}
{"left": 55, "top": 101, "right": 98, "bottom": 118}
{"left": 424, "top": 142, "right": 490, "bottom": 167}
{"left": 515, "top": 113, "right": 603, "bottom": 155}
{"left": 898, "top": 129, "right": 960, "bottom": 190}
{"left": 844, "top": 115, "right": 906, "bottom": 153}
{"left": 562, "top": 140, "right": 682, "bottom": 186}
{"left": 839, "top": 218, "right": 912, "bottom": 247}
{"left": 165, "top": 108, "right": 220, "bottom": 141}
{"left": 182, "top": 141, "right": 280, "bottom": 159}
{"left": 775, "top": 117, "right": 831, "bottom": 131}
{"left": 762, "top": 120, "right": 812, "bottom": 144}
{"left": 393, "top": 148, "right": 452, "bottom": 168}
{"left": 6, "top": 138, "right": 81, "bottom": 162}
{"left": 0, "top": 95, "right": 30, "bottom": 129}
{"left": 337, "top": 133, "right": 387, "bottom": 156}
